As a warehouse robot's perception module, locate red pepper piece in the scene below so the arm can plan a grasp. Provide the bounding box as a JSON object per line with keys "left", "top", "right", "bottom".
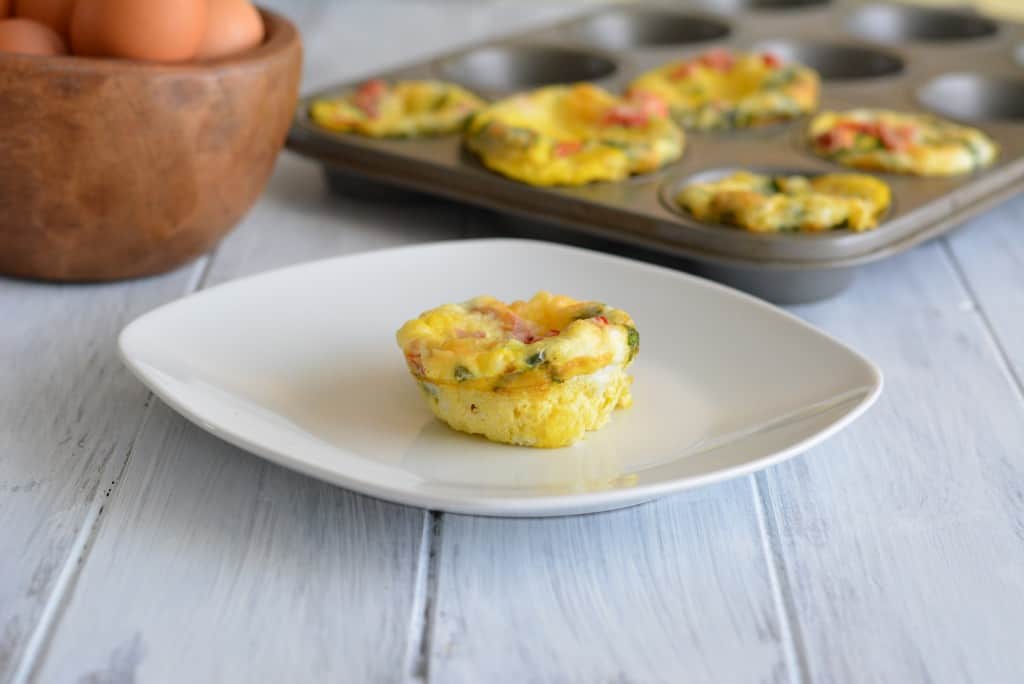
{"left": 700, "top": 48, "right": 735, "bottom": 71}
{"left": 669, "top": 61, "right": 698, "bottom": 80}
{"left": 816, "top": 127, "right": 858, "bottom": 151}
{"left": 405, "top": 352, "right": 425, "bottom": 376}
{"left": 629, "top": 90, "right": 669, "bottom": 118}
{"left": 353, "top": 79, "right": 387, "bottom": 117}
{"left": 554, "top": 140, "right": 584, "bottom": 157}
{"left": 878, "top": 123, "right": 916, "bottom": 152}
{"left": 603, "top": 106, "right": 648, "bottom": 128}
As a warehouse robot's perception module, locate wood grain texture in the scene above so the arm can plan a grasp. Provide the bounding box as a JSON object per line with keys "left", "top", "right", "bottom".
{"left": 945, "top": 195, "right": 1024, "bottom": 394}
{"left": 0, "top": 11, "right": 301, "bottom": 281}
{"left": 0, "top": 264, "right": 201, "bottom": 682}
{"left": 7, "top": 1, "right": 1024, "bottom": 683}
{"left": 762, "top": 240, "right": 1024, "bottom": 683}
{"left": 12, "top": 4, "right": 610, "bottom": 681}
{"left": 428, "top": 481, "right": 795, "bottom": 684}
{"left": 34, "top": 403, "right": 429, "bottom": 684}
{"left": 30, "top": 153, "right": 468, "bottom": 682}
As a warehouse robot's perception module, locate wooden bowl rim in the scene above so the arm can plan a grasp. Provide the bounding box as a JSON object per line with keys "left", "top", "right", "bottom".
{"left": 0, "top": 7, "right": 300, "bottom": 75}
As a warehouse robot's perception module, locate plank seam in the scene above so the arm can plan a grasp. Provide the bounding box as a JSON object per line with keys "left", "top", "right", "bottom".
{"left": 940, "top": 239, "right": 1024, "bottom": 404}
{"left": 407, "top": 511, "right": 444, "bottom": 684}
{"left": 751, "top": 473, "right": 809, "bottom": 684}
{"left": 403, "top": 511, "right": 433, "bottom": 682}
{"left": 11, "top": 388, "right": 159, "bottom": 684}
{"left": 10, "top": 253, "right": 217, "bottom": 684}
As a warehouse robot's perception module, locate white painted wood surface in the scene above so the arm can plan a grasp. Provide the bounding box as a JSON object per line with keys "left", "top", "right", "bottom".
{"left": 18, "top": 5, "right": 603, "bottom": 681}
{"left": 35, "top": 400, "right": 430, "bottom": 684}
{"left": 767, "top": 240, "right": 1024, "bottom": 683}
{"left": 2, "top": 2, "right": 1024, "bottom": 683}
{"left": 946, "top": 201, "right": 1024, "bottom": 394}
{"left": 27, "top": 153, "right": 470, "bottom": 684}
{"left": 0, "top": 264, "right": 201, "bottom": 678}
{"left": 428, "top": 481, "right": 795, "bottom": 683}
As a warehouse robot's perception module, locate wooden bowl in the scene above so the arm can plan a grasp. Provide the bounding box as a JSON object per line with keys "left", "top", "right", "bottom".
{"left": 0, "top": 9, "right": 302, "bottom": 282}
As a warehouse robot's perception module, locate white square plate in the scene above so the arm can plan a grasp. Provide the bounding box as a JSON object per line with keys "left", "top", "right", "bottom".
{"left": 119, "top": 239, "right": 882, "bottom": 517}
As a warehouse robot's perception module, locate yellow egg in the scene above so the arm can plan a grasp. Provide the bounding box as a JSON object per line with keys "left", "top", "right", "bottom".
{"left": 629, "top": 49, "right": 820, "bottom": 130}
{"left": 396, "top": 292, "right": 639, "bottom": 448}
{"left": 196, "top": 0, "right": 264, "bottom": 60}
{"left": 465, "top": 84, "right": 684, "bottom": 187}
{"left": 70, "top": 0, "right": 207, "bottom": 62}
{"left": 808, "top": 109, "right": 998, "bottom": 176}
{"left": 0, "top": 17, "right": 66, "bottom": 55}
{"left": 310, "top": 79, "right": 486, "bottom": 138}
{"left": 676, "top": 171, "right": 892, "bottom": 233}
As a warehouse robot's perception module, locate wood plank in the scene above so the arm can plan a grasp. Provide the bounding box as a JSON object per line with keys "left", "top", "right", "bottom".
{"left": 33, "top": 404, "right": 429, "bottom": 684}
{"left": 428, "top": 481, "right": 795, "bottom": 684}
{"left": 28, "top": 151, "right": 465, "bottom": 682}
{"left": 945, "top": 194, "right": 1024, "bottom": 393}
{"left": 761, "top": 240, "right": 1024, "bottom": 682}
{"left": 0, "top": 264, "right": 202, "bottom": 682}
{"left": 25, "top": 3, "right": 609, "bottom": 681}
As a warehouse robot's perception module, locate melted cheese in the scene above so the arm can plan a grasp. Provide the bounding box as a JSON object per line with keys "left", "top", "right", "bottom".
{"left": 677, "top": 171, "right": 892, "bottom": 232}
{"left": 628, "top": 49, "right": 820, "bottom": 130}
{"left": 310, "top": 79, "right": 485, "bottom": 137}
{"left": 809, "top": 109, "right": 998, "bottom": 176}
{"left": 396, "top": 292, "right": 638, "bottom": 390}
{"left": 465, "top": 84, "right": 684, "bottom": 186}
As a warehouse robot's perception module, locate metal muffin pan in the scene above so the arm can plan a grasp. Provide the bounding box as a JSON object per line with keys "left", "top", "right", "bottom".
{"left": 287, "top": 0, "right": 1024, "bottom": 303}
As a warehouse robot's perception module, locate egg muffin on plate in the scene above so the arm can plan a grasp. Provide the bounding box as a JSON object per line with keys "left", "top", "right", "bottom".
{"left": 310, "top": 79, "right": 485, "bottom": 137}
{"left": 396, "top": 292, "right": 639, "bottom": 448}
{"left": 676, "top": 171, "right": 892, "bottom": 232}
{"left": 464, "top": 84, "right": 684, "bottom": 186}
{"left": 628, "top": 49, "right": 820, "bottom": 131}
{"left": 809, "top": 109, "right": 998, "bottom": 176}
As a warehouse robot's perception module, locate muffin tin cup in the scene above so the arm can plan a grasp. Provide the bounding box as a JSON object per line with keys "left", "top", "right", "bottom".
{"left": 848, "top": 3, "right": 1000, "bottom": 43}
{"left": 486, "top": 210, "right": 858, "bottom": 305}
{"left": 437, "top": 44, "right": 620, "bottom": 98}
{"left": 290, "top": 0, "right": 1024, "bottom": 302}
{"left": 322, "top": 168, "right": 430, "bottom": 203}
{"left": 572, "top": 8, "right": 732, "bottom": 49}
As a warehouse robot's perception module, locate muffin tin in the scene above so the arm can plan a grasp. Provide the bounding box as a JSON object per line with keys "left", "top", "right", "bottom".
{"left": 286, "top": 0, "right": 1024, "bottom": 303}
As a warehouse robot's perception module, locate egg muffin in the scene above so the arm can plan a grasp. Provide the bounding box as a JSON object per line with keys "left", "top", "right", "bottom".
{"left": 809, "top": 109, "right": 998, "bottom": 176}
{"left": 628, "top": 49, "right": 820, "bottom": 131}
{"left": 396, "top": 292, "right": 639, "bottom": 448}
{"left": 309, "top": 79, "right": 485, "bottom": 137}
{"left": 676, "top": 171, "right": 892, "bottom": 233}
{"left": 464, "top": 84, "right": 684, "bottom": 187}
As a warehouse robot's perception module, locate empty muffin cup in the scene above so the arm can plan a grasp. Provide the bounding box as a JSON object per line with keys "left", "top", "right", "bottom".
{"left": 848, "top": 4, "right": 997, "bottom": 42}
{"left": 573, "top": 9, "right": 731, "bottom": 49}
{"left": 919, "top": 73, "right": 1024, "bottom": 121}
{"left": 693, "top": 0, "right": 830, "bottom": 12}
{"left": 754, "top": 41, "right": 904, "bottom": 80}
{"left": 439, "top": 45, "right": 617, "bottom": 94}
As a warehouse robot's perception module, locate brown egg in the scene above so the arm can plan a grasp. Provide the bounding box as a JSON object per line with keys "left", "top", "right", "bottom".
{"left": 0, "top": 17, "right": 67, "bottom": 55}
{"left": 14, "top": 0, "right": 76, "bottom": 38}
{"left": 68, "top": 0, "right": 102, "bottom": 56}
{"left": 196, "top": 0, "right": 264, "bottom": 60}
{"left": 70, "top": 0, "right": 207, "bottom": 62}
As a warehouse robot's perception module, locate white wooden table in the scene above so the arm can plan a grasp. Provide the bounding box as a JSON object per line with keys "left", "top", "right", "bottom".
{"left": 4, "top": 3, "right": 1024, "bottom": 682}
